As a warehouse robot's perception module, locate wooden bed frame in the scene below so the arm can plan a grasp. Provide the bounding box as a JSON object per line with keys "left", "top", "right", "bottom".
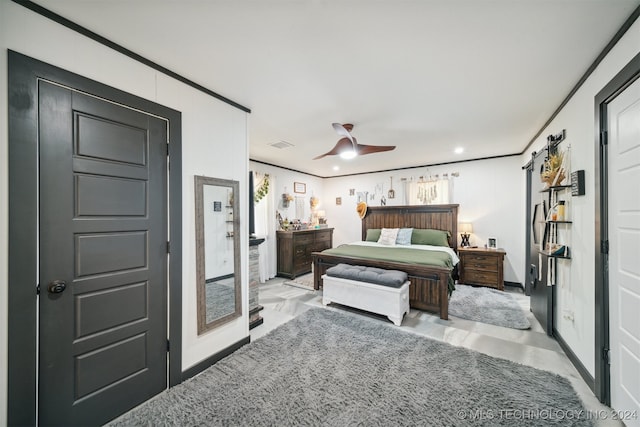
{"left": 312, "top": 204, "right": 459, "bottom": 320}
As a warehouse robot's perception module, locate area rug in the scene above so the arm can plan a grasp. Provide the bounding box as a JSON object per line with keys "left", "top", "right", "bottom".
{"left": 108, "top": 308, "right": 590, "bottom": 426}
{"left": 283, "top": 272, "right": 315, "bottom": 291}
{"left": 449, "top": 284, "right": 531, "bottom": 330}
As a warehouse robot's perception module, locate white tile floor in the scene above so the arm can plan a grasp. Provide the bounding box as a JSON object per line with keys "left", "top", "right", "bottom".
{"left": 251, "top": 276, "right": 623, "bottom": 426}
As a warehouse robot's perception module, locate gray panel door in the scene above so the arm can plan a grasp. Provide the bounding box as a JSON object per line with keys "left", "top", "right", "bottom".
{"left": 38, "top": 81, "right": 168, "bottom": 425}
{"left": 607, "top": 77, "right": 640, "bottom": 425}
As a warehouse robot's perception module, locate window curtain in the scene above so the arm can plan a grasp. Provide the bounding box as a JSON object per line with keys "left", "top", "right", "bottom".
{"left": 407, "top": 178, "right": 451, "bottom": 205}
{"left": 254, "top": 171, "right": 277, "bottom": 282}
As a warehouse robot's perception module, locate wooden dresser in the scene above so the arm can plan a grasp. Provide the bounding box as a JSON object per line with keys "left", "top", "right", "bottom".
{"left": 458, "top": 247, "right": 506, "bottom": 290}
{"left": 277, "top": 228, "right": 333, "bottom": 279}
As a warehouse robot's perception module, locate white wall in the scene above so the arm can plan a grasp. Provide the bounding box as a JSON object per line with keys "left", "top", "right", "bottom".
{"left": 0, "top": 3, "right": 249, "bottom": 423}
{"left": 521, "top": 18, "right": 640, "bottom": 376}
{"left": 323, "top": 157, "right": 526, "bottom": 284}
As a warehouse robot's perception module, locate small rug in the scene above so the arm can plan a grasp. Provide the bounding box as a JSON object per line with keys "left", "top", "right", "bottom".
{"left": 283, "top": 272, "right": 315, "bottom": 291}
{"left": 449, "top": 284, "right": 531, "bottom": 330}
{"left": 108, "top": 308, "right": 591, "bottom": 426}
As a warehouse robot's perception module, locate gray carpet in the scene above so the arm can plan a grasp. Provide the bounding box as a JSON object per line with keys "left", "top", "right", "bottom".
{"left": 449, "top": 284, "right": 531, "bottom": 330}
{"left": 283, "top": 272, "right": 315, "bottom": 290}
{"left": 108, "top": 308, "right": 590, "bottom": 426}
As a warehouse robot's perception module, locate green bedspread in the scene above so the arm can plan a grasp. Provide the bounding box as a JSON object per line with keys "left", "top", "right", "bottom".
{"left": 320, "top": 244, "right": 455, "bottom": 294}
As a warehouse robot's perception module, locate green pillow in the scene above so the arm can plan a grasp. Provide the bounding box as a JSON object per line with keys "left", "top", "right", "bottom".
{"left": 411, "top": 228, "right": 451, "bottom": 247}
{"left": 365, "top": 228, "right": 381, "bottom": 242}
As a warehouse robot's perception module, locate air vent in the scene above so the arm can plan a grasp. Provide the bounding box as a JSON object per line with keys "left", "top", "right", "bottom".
{"left": 268, "top": 141, "right": 294, "bottom": 149}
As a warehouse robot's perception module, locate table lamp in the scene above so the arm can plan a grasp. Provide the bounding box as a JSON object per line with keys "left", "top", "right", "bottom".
{"left": 460, "top": 223, "right": 473, "bottom": 247}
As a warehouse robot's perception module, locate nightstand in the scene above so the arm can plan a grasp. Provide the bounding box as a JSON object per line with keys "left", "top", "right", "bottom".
{"left": 457, "top": 247, "right": 506, "bottom": 290}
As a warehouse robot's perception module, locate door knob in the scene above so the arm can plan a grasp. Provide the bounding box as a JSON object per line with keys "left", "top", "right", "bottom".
{"left": 47, "top": 280, "right": 67, "bottom": 294}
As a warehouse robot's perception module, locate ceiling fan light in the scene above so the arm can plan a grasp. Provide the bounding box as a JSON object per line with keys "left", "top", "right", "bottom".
{"left": 340, "top": 150, "right": 357, "bottom": 159}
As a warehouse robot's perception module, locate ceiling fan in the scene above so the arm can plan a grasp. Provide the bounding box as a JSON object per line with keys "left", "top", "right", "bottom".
{"left": 313, "top": 123, "right": 396, "bottom": 160}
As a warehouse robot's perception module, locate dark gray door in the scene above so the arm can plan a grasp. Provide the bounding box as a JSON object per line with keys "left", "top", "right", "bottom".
{"left": 38, "top": 80, "right": 168, "bottom": 425}
{"left": 528, "top": 150, "right": 553, "bottom": 335}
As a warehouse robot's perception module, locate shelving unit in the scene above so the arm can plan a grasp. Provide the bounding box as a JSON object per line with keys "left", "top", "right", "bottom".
{"left": 540, "top": 184, "right": 572, "bottom": 285}
{"left": 225, "top": 205, "right": 234, "bottom": 238}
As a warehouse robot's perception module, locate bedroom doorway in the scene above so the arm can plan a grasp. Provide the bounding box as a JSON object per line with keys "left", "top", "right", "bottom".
{"left": 8, "top": 51, "right": 183, "bottom": 425}
{"left": 37, "top": 80, "right": 168, "bottom": 425}
{"left": 606, "top": 73, "right": 640, "bottom": 427}
{"left": 595, "top": 51, "right": 640, "bottom": 414}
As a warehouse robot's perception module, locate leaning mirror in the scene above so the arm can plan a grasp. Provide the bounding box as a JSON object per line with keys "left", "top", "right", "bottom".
{"left": 195, "top": 175, "right": 241, "bottom": 334}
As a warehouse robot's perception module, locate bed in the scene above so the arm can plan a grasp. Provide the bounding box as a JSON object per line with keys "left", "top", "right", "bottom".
{"left": 311, "top": 204, "right": 459, "bottom": 320}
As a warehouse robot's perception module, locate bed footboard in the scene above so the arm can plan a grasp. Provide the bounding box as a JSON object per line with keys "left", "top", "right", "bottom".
{"left": 312, "top": 252, "right": 450, "bottom": 320}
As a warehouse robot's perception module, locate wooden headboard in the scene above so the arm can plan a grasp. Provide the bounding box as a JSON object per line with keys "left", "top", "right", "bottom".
{"left": 361, "top": 204, "right": 459, "bottom": 249}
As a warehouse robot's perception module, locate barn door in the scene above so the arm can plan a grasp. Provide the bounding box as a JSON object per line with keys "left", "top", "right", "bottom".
{"left": 38, "top": 80, "right": 168, "bottom": 425}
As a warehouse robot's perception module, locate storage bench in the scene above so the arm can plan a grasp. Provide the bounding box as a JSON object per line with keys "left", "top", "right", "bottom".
{"left": 321, "top": 264, "right": 410, "bottom": 326}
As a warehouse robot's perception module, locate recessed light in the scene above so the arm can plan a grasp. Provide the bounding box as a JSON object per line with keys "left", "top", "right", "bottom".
{"left": 333, "top": 166, "right": 340, "bottom": 171}
{"left": 454, "top": 147, "right": 464, "bottom": 154}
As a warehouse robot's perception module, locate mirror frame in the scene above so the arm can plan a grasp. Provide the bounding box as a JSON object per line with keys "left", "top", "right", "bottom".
{"left": 194, "top": 175, "right": 242, "bottom": 334}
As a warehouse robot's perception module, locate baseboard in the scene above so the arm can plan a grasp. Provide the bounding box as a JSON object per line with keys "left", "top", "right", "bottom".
{"left": 181, "top": 336, "right": 250, "bottom": 381}
{"left": 553, "top": 328, "right": 595, "bottom": 392}
{"left": 205, "top": 273, "right": 234, "bottom": 284}
{"left": 249, "top": 317, "right": 264, "bottom": 330}
{"left": 249, "top": 305, "right": 264, "bottom": 330}
{"left": 504, "top": 281, "right": 524, "bottom": 290}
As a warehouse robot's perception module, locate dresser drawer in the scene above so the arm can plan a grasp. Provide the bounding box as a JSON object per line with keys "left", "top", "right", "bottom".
{"left": 464, "top": 269, "right": 499, "bottom": 286}
{"left": 315, "top": 230, "right": 332, "bottom": 242}
{"left": 294, "top": 234, "right": 314, "bottom": 245}
{"left": 463, "top": 255, "right": 498, "bottom": 272}
{"left": 294, "top": 257, "right": 311, "bottom": 271}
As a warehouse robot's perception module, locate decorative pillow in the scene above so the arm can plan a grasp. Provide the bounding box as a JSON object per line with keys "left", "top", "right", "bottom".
{"left": 377, "top": 228, "right": 399, "bottom": 245}
{"left": 365, "top": 228, "right": 381, "bottom": 242}
{"left": 411, "top": 228, "right": 450, "bottom": 247}
{"left": 395, "top": 228, "right": 413, "bottom": 245}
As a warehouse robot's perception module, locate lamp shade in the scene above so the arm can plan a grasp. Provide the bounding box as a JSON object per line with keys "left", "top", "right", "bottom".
{"left": 459, "top": 222, "right": 473, "bottom": 233}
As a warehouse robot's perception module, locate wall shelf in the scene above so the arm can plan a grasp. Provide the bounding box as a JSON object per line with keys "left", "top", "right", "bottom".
{"left": 539, "top": 249, "right": 571, "bottom": 260}
{"left": 541, "top": 184, "right": 572, "bottom": 193}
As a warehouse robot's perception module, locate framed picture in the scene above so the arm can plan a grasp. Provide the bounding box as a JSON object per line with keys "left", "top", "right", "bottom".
{"left": 487, "top": 237, "right": 498, "bottom": 249}
{"left": 336, "top": 197, "right": 342, "bottom": 205}
{"left": 294, "top": 182, "right": 306, "bottom": 194}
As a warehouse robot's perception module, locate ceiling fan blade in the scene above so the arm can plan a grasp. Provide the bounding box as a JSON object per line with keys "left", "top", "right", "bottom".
{"left": 332, "top": 123, "right": 354, "bottom": 143}
{"left": 355, "top": 144, "right": 396, "bottom": 156}
{"left": 313, "top": 138, "right": 354, "bottom": 160}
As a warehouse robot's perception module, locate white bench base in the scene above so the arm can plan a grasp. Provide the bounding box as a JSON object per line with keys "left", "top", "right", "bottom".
{"left": 321, "top": 274, "right": 410, "bottom": 326}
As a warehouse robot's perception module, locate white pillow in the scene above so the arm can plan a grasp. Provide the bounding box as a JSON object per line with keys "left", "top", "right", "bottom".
{"left": 378, "top": 228, "right": 399, "bottom": 245}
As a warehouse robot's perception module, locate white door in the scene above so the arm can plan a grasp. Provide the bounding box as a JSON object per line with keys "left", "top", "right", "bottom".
{"left": 608, "top": 76, "right": 640, "bottom": 426}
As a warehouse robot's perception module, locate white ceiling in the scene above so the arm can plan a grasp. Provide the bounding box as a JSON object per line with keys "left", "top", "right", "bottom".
{"left": 32, "top": 0, "right": 640, "bottom": 177}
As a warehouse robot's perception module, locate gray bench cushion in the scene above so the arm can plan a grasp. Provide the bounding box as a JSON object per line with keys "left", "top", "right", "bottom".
{"left": 325, "top": 264, "right": 408, "bottom": 288}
